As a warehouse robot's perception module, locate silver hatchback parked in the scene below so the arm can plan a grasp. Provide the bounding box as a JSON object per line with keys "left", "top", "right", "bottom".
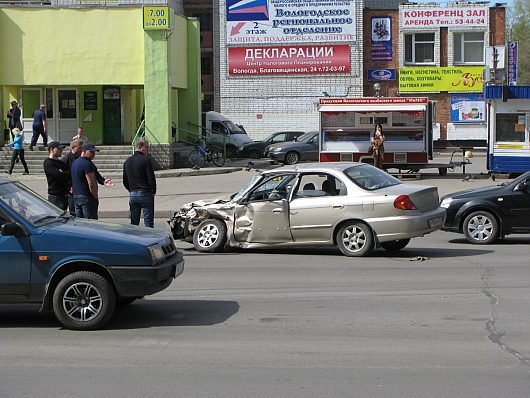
{"left": 169, "top": 163, "right": 446, "bottom": 257}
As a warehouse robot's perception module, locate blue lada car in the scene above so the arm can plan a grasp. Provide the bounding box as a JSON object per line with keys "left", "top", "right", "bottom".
{"left": 0, "top": 178, "right": 184, "bottom": 330}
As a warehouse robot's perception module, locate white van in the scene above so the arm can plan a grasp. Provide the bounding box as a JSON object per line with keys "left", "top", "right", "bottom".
{"left": 203, "top": 111, "right": 253, "bottom": 158}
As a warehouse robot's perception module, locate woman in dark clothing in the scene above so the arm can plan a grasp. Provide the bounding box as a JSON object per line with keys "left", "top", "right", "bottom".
{"left": 370, "top": 123, "right": 385, "bottom": 169}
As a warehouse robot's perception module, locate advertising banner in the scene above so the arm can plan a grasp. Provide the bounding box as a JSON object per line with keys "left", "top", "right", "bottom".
{"left": 229, "top": 45, "right": 350, "bottom": 76}
{"left": 400, "top": 6, "right": 487, "bottom": 28}
{"left": 371, "top": 16, "right": 392, "bottom": 61}
{"left": 399, "top": 66, "right": 484, "bottom": 92}
{"left": 226, "top": 0, "right": 357, "bottom": 45}
{"left": 508, "top": 41, "right": 518, "bottom": 86}
{"left": 450, "top": 94, "right": 485, "bottom": 123}
{"left": 367, "top": 69, "right": 396, "bottom": 81}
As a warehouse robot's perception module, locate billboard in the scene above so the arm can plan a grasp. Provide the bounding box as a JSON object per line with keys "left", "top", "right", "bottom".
{"left": 371, "top": 16, "right": 392, "bottom": 61}
{"left": 450, "top": 94, "right": 486, "bottom": 123}
{"left": 226, "top": 0, "right": 357, "bottom": 45}
{"left": 508, "top": 41, "right": 518, "bottom": 86}
{"left": 399, "top": 66, "right": 484, "bottom": 93}
{"left": 229, "top": 45, "right": 350, "bottom": 76}
{"left": 400, "top": 6, "right": 487, "bottom": 28}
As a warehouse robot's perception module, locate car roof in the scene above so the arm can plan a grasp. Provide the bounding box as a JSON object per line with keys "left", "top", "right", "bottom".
{"left": 263, "top": 162, "right": 364, "bottom": 174}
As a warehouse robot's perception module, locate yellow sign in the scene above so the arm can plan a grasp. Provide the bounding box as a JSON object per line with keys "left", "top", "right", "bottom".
{"left": 399, "top": 66, "right": 484, "bottom": 93}
{"left": 143, "top": 6, "right": 170, "bottom": 30}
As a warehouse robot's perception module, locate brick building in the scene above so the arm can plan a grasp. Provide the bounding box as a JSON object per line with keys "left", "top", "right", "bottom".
{"left": 364, "top": 2, "right": 506, "bottom": 144}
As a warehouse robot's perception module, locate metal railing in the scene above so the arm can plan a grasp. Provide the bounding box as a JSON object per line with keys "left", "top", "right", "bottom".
{"left": 131, "top": 119, "right": 171, "bottom": 170}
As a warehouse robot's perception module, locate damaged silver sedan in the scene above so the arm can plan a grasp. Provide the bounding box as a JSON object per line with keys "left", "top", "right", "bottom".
{"left": 168, "top": 163, "right": 446, "bottom": 257}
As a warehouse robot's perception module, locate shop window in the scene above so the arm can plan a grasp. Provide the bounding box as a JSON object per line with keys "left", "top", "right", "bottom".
{"left": 454, "top": 32, "right": 484, "bottom": 64}
{"left": 496, "top": 113, "right": 527, "bottom": 143}
{"left": 404, "top": 33, "right": 435, "bottom": 64}
{"left": 45, "top": 88, "right": 53, "bottom": 119}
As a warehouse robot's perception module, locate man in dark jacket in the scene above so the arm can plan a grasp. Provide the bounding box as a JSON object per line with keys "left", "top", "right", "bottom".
{"left": 43, "top": 141, "right": 70, "bottom": 210}
{"left": 123, "top": 137, "right": 156, "bottom": 228}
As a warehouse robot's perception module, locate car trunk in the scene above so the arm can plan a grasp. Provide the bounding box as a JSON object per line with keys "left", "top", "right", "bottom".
{"left": 382, "top": 184, "right": 440, "bottom": 212}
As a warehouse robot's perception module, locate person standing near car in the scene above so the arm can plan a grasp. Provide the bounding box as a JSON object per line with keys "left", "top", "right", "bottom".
{"left": 43, "top": 141, "right": 69, "bottom": 210}
{"left": 30, "top": 104, "right": 48, "bottom": 151}
{"left": 71, "top": 144, "right": 112, "bottom": 219}
{"left": 123, "top": 137, "right": 156, "bottom": 228}
{"left": 370, "top": 123, "right": 385, "bottom": 169}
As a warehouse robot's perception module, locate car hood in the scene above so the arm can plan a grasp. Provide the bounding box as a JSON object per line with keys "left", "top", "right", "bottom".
{"left": 43, "top": 218, "right": 170, "bottom": 246}
{"left": 266, "top": 141, "right": 303, "bottom": 151}
{"left": 442, "top": 184, "right": 506, "bottom": 200}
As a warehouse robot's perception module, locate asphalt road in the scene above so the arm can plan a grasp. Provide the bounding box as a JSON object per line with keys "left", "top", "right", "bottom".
{"left": 2, "top": 156, "right": 529, "bottom": 397}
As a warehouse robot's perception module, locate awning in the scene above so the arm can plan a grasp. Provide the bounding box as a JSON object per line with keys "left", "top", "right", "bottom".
{"left": 318, "top": 104, "right": 427, "bottom": 112}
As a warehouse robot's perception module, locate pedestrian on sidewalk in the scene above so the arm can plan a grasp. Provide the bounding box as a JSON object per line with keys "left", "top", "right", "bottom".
{"left": 71, "top": 143, "right": 112, "bottom": 219}
{"left": 3, "top": 128, "right": 29, "bottom": 175}
{"left": 123, "top": 137, "right": 156, "bottom": 228}
{"left": 6, "top": 100, "right": 22, "bottom": 141}
{"left": 72, "top": 127, "right": 90, "bottom": 146}
{"left": 30, "top": 104, "right": 48, "bottom": 151}
{"left": 43, "top": 141, "right": 70, "bottom": 210}
{"left": 370, "top": 123, "right": 385, "bottom": 169}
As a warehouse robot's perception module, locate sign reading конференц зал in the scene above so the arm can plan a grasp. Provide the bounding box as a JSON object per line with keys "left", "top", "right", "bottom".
{"left": 226, "top": 0, "right": 357, "bottom": 44}
{"left": 400, "top": 6, "right": 488, "bottom": 27}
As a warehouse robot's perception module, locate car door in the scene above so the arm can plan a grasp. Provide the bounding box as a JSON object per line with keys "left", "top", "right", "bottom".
{"left": 289, "top": 173, "right": 347, "bottom": 242}
{"left": 302, "top": 133, "right": 320, "bottom": 161}
{"left": 500, "top": 176, "right": 530, "bottom": 231}
{"left": 0, "top": 208, "right": 32, "bottom": 295}
{"left": 233, "top": 174, "right": 296, "bottom": 244}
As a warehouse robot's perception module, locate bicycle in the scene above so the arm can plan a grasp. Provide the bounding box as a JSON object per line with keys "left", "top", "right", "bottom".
{"left": 188, "top": 141, "right": 225, "bottom": 168}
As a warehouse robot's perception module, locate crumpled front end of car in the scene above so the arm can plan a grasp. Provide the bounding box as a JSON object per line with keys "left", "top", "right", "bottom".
{"left": 168, "top": 199, "right": 235, "bottom": 242}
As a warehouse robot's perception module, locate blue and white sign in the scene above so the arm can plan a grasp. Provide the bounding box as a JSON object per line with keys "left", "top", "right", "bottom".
{"left": 367, "top": 69, "right": 396, "bottom": 81}
{"left": 508, "top": 41, "right": 518, "bottom": 86}
{"left": 371, "top": 16, "right": 392, "bottom": 61}
{"left": 226, "top": 0, "right": 357, "bottom": 44}
{"left": 450, "top": 94, "right": 485, "bottom": 123}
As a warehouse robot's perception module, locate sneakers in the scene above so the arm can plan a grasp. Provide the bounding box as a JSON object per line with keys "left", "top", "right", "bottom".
{"left": 29, "top": 146, "right": 34, "bottom": 151}
{"left": 23, "top": 171, "right": 29, "bottom": 175}
{"left": 4, "top": 171, "right": 12, "bottom": 175}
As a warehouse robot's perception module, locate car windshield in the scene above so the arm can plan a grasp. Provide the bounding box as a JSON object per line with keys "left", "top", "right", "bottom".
{"left": 224, "top": 120, "right": 246, "bottom": 135}
{"left": 344, "top": 164, "right": 401, "bottom": 191}
{"left": 0, "top": 181, "right": 63, "bottom": 225}
{"left": 232, "top": 172, "right": 263, "bottom": 202}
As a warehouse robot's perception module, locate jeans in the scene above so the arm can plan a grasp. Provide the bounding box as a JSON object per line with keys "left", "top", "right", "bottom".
{"left": 129, "top": 191, "right": 155, "bottom": 228}
{"left": 74, "top": 195, "right": 99, "bottom": 220}
{"left": 30, "top": 127, "right": 48, "bottom": 147}
{"left": 48, "top": 194, "right": 68, "bottom": 211}
{"left": 9, "top": 149, "right": 29, "bottom": 173}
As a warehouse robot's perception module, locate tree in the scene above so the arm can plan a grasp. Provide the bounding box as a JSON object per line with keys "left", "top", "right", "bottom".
{"left": 507, "top": 0, "right": 530, "bottom": 85}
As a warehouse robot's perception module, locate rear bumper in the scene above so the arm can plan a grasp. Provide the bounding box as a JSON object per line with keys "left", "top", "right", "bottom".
{"left": 368, "top": 208, "right": 447, "bottom": 242}
{"left": 109, "top": 253, "right": 184, "bottom": 297}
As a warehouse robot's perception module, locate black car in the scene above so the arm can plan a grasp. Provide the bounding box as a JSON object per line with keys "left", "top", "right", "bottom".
{"left": 237, "top": 131, "right": 305, "bottom": 159}
{"left": 441, "top": 171, "right": 530, "bottom": 244}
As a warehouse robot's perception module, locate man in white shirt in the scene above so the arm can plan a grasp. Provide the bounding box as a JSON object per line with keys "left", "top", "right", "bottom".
{"left": 72, "top": 127, "right": 90, "bottom": 145}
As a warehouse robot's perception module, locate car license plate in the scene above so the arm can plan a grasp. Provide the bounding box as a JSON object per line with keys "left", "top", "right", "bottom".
{"left": 428, "top": 216, "right": 442, "bottom": 228}
{"left": 174, "top": 261, "right": 184, "bottom": 278}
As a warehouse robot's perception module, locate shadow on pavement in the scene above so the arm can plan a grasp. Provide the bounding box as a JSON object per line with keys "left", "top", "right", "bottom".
{"left": 449, "top": 237, "right": 530, "bottom": 245}
{"left": 0, "top": 300, "right": 240, "bottom": 330}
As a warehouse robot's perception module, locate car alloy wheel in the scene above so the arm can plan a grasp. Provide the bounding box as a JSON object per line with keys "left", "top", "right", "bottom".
{"left": 463, "top": 211, "right": 498, "bottom": 244}
{"left": 193, "top": 219, "right": 227, "bottom": 253}
{"left": 337, "top": 221, "right": 374, "bottom": 257}
{"left": 248, "top": 149, "right": 261, "bottom": 159}
{"left": 53, "top": 271, "right": 116, "bottom": 330}
{"left": 284, "top": 151, "right": 300, "bottom": 165}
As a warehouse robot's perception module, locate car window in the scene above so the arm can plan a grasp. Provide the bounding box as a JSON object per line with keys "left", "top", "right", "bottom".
{"left": 293, "top": 174, "right": 346, "bottom": 198}
{"left": 0, "top": 209, "right": 11, "bottom": 228}
{"left": 289, "top": 132, "right": 304, "bottom": 141}
{"left": 296, "top": 132, "right": 316, "bottom": 142}
{"left": 271, "top": 133, "right": 286, "bottom": 143}
{"left": 223, "top": 120, "right": 246, "bottom": 135}
{"left": 248, "top": 174, "right": 296, "bottom": 202}
{"left": 308, "top": 135, "right": 319, "bottom": 145}
{"left": 0, "top": 182, "right": 62, "bottom": 225}
{"left": 344, "top": 165, "right": 401, "bottom": 191}
{"left": 212, "top": 121, "right": 228, "bottom": 136}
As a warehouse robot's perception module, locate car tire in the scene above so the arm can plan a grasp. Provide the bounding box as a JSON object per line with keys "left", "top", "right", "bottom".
{"left": 336, "top": 221, "right": 374, "bottom": 257}
{"left": 284, "top": 151, "right": 300, "bottom": 165}
{"left": 463, "top": 210, "right": 499, "bottom": 244}
{"left": 225, "top": 145, "right": 236, "bottom": 159}
{"left": 381, "top": 238, "right": 410, "bottom": 252}
{"left": 52, "top": 271, "right": 116, "bottom": 330}
{"left": 193, "top": 219, "right": 227, "bottom": 253}
{"left": 248, "top": 149, "right": 262, "bottom": 159}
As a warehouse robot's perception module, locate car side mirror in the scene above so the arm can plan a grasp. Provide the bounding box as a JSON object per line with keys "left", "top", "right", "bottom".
{"left": 514, "top": 182, "right": 529, "bottom": 193}
{"left": 268, "top": 192, "right": 283, "bottom": 201}
{"left": 0, "top": 222, "right": 24, "bottom": 237}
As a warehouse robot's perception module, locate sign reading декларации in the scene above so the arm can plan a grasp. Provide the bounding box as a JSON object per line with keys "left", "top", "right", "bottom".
{"left": 226, "top": 0, "right": 357, "bottom": 44}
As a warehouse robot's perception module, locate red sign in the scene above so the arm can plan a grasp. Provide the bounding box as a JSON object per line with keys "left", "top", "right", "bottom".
{"left": 229, "top": 45, "right": 350, "bottom": 76}
{"left": 319, "top": 97, "right": 429, "bottom": 105}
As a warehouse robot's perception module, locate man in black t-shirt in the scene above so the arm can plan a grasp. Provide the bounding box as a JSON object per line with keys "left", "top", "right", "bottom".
{"left": 43, "top": 142, "right": 70, "bottom": 210}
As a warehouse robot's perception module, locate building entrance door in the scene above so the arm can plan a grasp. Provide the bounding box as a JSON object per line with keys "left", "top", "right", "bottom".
{"left": 57, "top": 89, "right": 78, "bottom": 144}
{"left": 20, "top": 88, "right": 41, "bottom": 143}
{"left": 103, "top": 87, "right": 122, "bottom": 144}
